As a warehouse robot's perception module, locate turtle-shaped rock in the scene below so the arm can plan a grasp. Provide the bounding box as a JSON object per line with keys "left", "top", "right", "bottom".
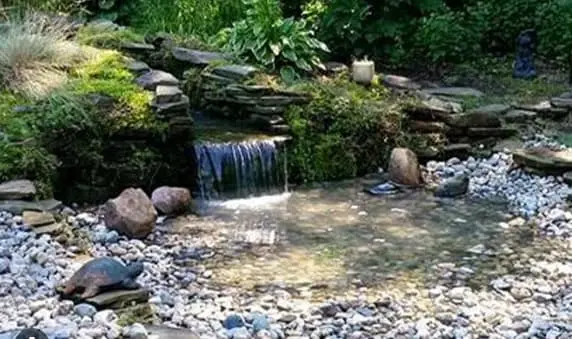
{"left": 61, "top": 257, "right": 144, "bottom": 299}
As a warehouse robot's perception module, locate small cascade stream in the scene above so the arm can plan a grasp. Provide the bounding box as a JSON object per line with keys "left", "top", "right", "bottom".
{"left": 194, "top": 137, "right": 288, "bottom": 201}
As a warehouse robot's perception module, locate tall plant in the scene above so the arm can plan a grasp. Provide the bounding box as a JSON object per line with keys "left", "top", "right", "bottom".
{"left": 218, "top": 0, "right": 329, "bottom": 77}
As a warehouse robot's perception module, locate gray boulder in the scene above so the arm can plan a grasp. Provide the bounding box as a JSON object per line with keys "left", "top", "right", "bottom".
{"left": 434, "top": 174, "right": 469, "bottom": 198}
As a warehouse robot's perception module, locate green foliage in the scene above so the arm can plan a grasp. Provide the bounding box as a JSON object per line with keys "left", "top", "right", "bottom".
{"left": 76, "top": 24, "right": 146, "bottom": 49}
{"left": 125, "top": 0, "right": 245, "bottom": 38}
{"left": 285, "top": 76, "right": 406, "bottom": 183}
{"left": 414, "top": 8, "right": 482, "bottom": 65}
{"left": 536, "top": 0, "right": 572, "bottom": 63}
{"left": 218, "top": 0, "right": 329, "bottom": 75}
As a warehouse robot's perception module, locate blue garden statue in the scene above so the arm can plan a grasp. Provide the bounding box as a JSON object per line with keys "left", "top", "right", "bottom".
{"left": 513, "top": 29, "right": 537, "bottom": 79}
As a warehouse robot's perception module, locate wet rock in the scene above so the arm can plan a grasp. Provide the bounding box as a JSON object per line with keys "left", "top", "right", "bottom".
{"left": 135, "top": 70, "right": 179, "bottom": 91}
{"left": 74, "top": 303, "right": 97, "bottom": 317}
{"left": 151, "top": 186, "right": 191, "bottom": 216}
{"left": 434, "top": 174, "right": 469, "bottom": 198}
{"left": 104, "top": 188, "right": 157, "bottom": 239}
{"left": 0, "top": 180, "right": 36, "bottom": 200}
{"left": 224, "top": 314, "right": 245, "bottom": 329}
{"left": 388, "top": 148, "right": 423, "bottom": 186}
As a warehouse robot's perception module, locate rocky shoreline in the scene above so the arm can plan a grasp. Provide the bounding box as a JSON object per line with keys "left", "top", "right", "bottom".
{"left": 0, "top": 136, "right": 571, "bottom": 338}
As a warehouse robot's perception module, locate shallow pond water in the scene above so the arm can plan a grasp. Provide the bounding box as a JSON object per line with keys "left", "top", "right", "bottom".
{"left": 192, "top": 177, "right": 533, "bottom": 294}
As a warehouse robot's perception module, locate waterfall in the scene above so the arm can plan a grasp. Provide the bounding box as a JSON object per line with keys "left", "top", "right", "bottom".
{"left": 194, "top": 137, "right": 288, "bottom": 200}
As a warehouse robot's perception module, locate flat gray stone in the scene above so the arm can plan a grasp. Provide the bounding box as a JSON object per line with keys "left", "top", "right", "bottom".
{"left": 405, "top": 97, "right": 463, "bottom": 121}
{"left": 145, "top": 325, "right": 199, "bottom": 339}
{"left": 211, "top": 64, "right": 258, "bottom": 81}
{"left": 504, "top": 109, "right": 537, "bottom": 123}
{"left": 445, "top": 112, "right": 501, "bottom": 128}
{"left": 0, "top": 179, "right": 36, "bottom": 200}
{"left": 467, "top": 127, "right": 518, "bottom": 138}
{"left": 563, "top": 171, "right": 572, "bottom": 185}
{"left": 514, "top": 100, "right": 568, "bottom": 119}
{"left": 382, "top": 74, "right": 421, "bottom": 90}
{"left": 408, "top": 120, "right": 449, "bottom": 133}
{"left": 551, "top": 97, "right": 572, "bottom": 108}
{"left": 155, "top": 85, "right": 182, "bottom": 104}
{"left": 0, "top": 200, "right": 59, "bottom": 214}
{"left": 422, "top": 87, "right": 484, "bottom": 98}
{"left": 513, "top": 148, "right": 572, "bottom": 174}
{"left": 86, "top": 288, "right": 150, "bottom": 309}
{"left": 151, "top": 95, "right": 189, "bottom": 116}
{"left": 135, "top": 70, "right": 179, "bottom": 91}
{"left": 126, "top": 60, "right": 150, "bottom": 75}
{"left": 468, "top": 104, "right": 510, "bottom": 115}
{"left": 324, "top": 62, "right": 348, "bottom": 74}
{"left": 245, "top": 106, "right": 287, "bottom": 115}
{"left": 121, "top": 42, "right": 156, "bottom": 52}
{"left": 171, "top": 47, "right": 226, "bottom": 66}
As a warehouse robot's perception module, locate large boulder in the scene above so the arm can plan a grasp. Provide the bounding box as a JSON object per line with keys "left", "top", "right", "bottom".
{"left": 0, "top": 180, "right": 36, "bottom": 200}
{"left": 104, "top": 188, "right": 157, "bottom": 239}
{"left": 388, "top": 148, "right": 423, "bottom": 186}
{"left": 151, "top": 186, "right": 191, "bottom": 215}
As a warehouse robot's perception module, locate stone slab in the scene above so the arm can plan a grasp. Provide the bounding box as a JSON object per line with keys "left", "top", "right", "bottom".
{"left": 422, "top": 87, "right": 484, "bottom": 98}
{"left": 512, "top": 148, "right": 572, "bottom": 173}
{"left": 121, "top": 42, "right": 156, "bottom": 52}
{"left": 23, "top": 211, "right": 55, "bottom": 227}
{"left": 504, "top": 109, "right": 537, "bottom": 123}
{"left": 382, "top": 74, "right": 421, "bottom": 90}
{"left": 468, "top": 104, "right": 511, "bottom": 115}
{"left": 155, "top": 85, "right": 182, "bottom": 104}
{"left": 145, "top": 325, "right": 199, "bottom": 339}
{"left": 86, "top": 288, "right": 150, "bottom": 309}
{"left": 467, "top": 127, "right": 517, "bottom": 138}
{"left": 32, "top": 222, "right": 64, "bottom": 235}
{"left": 151, "top": 95, "right": 189, "bottom": 115}
{"left": 0, "top": 200, "right": 62, "bottom": 215}
{"left": 126, "top": 60, "right": 150, "bottom": 75}
{"left": 408, "top": 121, "right": 449, "bottom": 133}
{"left": 445, "top": 112, "right": 501, "bottom": 128}
{"left": 0, "top": 179, "right": 36, "bottom": 200}
{"left": 211, "top": 64, "right": 258, "bottom": 81}
{"left": 550, "top": 97, "right": 572, "bottom": 109}
{"left": 136, "top": 71, "right": 179, "bottom": 91}
{"left": 171, "top": 47, "right": 227, "bottom": 66}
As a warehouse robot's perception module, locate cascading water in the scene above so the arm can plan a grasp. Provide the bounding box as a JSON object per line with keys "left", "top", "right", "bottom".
{"left": 194, "top": 137, "right": 288, "bottom": 201}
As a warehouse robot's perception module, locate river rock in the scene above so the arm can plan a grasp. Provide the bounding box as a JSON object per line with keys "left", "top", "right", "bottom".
{"left": 0, "top": 180, "right": 36, "bottom": 200}
{"left": 135, "top": 71, "right": 179, "bottom": 91}
{"left": 434, "top": 174, "right": 469, "bottom": 198}
{"left": 104, "top": 188, "right": 157, "bottom": 239}
{"left": 151, "top": 186, "right": 191, "bottom": 215}
{"left": 388, "top": 148, "right": 422, "bottom": 186}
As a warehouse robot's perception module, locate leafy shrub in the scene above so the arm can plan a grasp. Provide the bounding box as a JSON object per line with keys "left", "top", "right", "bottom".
{"left": 285, "top": 76, "right": 407, "bottom": 183}
{"left": 0, "top": 13, "right": 87, "bottom": 99}
{"left": 536, "top": 1, "right": 572, "bottom": 63}
{"left": 217, "top": 0, "right": 329, "bottom": 76}
{"left": 125, "top": 0, "right": 245, "bottom": 38}
{"left": 76, "top": 24, "right": 145, "bottom": 49}
{"left": 414, "top": 8, "right": 482, "bottom": 65}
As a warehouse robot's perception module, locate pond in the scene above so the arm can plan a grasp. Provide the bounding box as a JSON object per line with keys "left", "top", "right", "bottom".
{"left": 190, "top": 175, "right": 534, "bottom": 295}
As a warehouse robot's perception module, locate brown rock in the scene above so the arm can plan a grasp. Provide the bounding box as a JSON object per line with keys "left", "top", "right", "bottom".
{"left": 408, "top": 121, "right": 449, "bottom": 133}
{"left": 23, "top": 211, "right": 55, "bottom": 227}
{"left": 104, "top": 188, "right": 157, "bottom": 239}
{"left": 387, "top": 148, "right": 423, "bottom": 186}
{"left": 151, "top": 186, "right": 191, "bottom": 215}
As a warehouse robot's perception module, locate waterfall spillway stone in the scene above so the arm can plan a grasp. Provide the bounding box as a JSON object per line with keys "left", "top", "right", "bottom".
{"left": 194, "top": 137, "right": 288, "bottom": 200}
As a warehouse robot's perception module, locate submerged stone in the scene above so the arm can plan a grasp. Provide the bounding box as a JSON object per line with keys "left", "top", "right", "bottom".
{"left": 434, "top": 174, "right": 469, "bottom": 198}
{"left": 365, "top": 182, "right": 399, "bottom": 196}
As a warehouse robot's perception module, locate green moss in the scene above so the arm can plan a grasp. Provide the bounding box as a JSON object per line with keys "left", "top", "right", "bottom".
{"left": 76, "top": 25, "right": 146, "bottom": 49}
{"left": 285, "top": 75, "right": 408, "bottom": 183}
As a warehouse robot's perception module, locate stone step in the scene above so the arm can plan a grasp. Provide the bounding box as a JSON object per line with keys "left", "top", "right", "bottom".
{"left": 444, "top": 112, "right": 501, "bottom": 128}
{"left": 503, "top": 109, "right": 537, "bottom": 123}
{"left": 171, "top": 47, "right": 227, "bottom": 66}
{"left": 467, "top": 127, "right": 518, "bottom": 138}
{"left": 408, "top": 121, "right": 449, "bottom": 133}
{"left": 513, "top": 101, "right": 568, "bottom": 119}
{"left": 155, "top": 85, "right": 183, "bottom": 104}
{"left": 151, "top": 95, "right": 190, "bottom": 116}
{"left": 136, "top": 70, "right": 179, "bottom": 91}
{"left": 405, "top": 97, "right": 462, "bottom": 121}
{"left": 126, "top": 60, "right": 150, "bottom": 75}
{"left": 211, "top": 64, "right": 258, "bottom": 81}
